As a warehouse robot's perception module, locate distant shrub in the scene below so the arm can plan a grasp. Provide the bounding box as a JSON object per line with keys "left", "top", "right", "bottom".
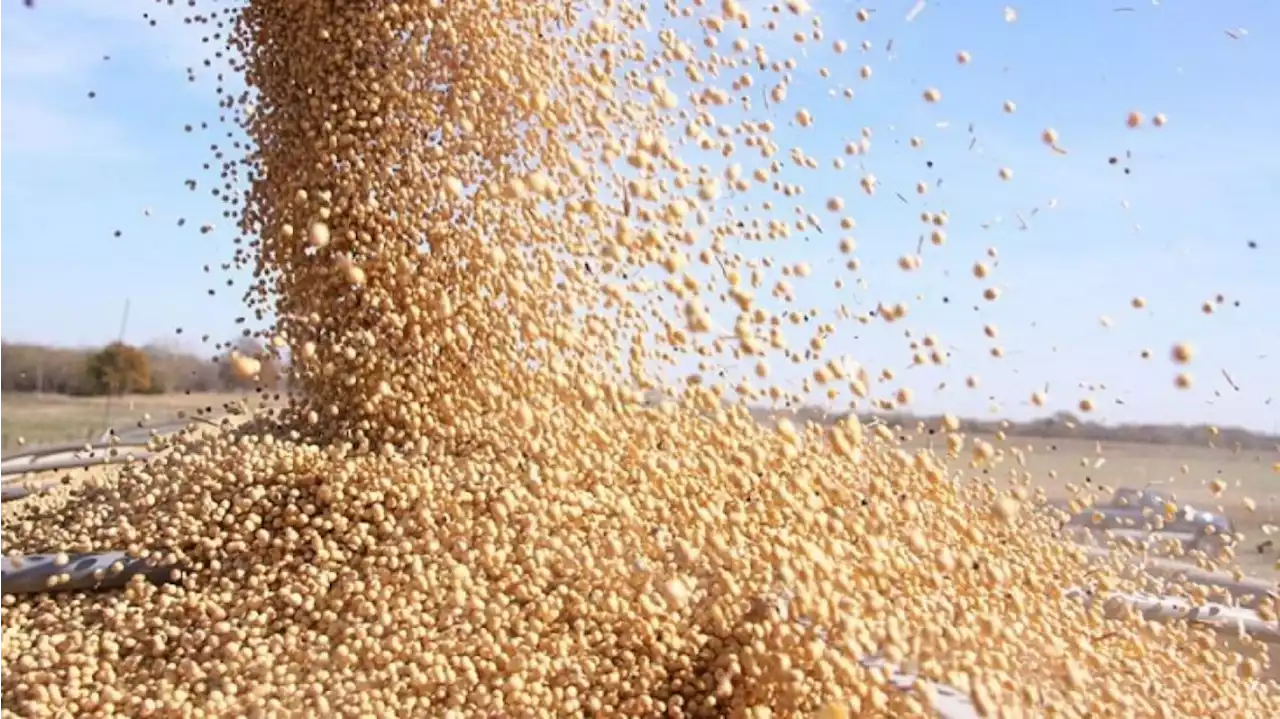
{"left": 2, "top": 339, "right": 290, "bottom": 396}
{"left": 85, "top": 342, "right": 153, "bottom": 395}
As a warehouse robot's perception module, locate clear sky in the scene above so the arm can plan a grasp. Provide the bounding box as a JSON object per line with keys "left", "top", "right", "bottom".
{"left": 3, "top": 0, "right": 1278, "bottom": 431}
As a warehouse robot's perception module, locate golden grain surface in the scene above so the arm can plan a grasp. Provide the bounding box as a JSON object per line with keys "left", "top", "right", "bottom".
{"left": 2, "top": 1, "right": 1276, "bottom": 717}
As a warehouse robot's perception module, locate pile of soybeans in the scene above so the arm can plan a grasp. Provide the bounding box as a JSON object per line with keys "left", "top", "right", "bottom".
{"left": 3, "top": 0, "right": 1276, "bottom": 716}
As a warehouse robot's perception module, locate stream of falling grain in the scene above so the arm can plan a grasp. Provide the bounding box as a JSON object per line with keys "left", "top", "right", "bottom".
{"left": 2, "top": 1, "right": 1275, "bottom": 716}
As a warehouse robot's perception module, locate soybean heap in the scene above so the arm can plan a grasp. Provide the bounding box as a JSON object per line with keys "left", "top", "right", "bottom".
{"left": 3, "top": 1, "right": 1276, "bottom": 717}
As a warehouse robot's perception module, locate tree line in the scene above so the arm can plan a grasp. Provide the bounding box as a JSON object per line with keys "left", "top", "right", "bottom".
{"left": 1, "top": 339, "right": 285, "bottom": 396}
{"left": 654, "top": 392, "right": 1280, "bottom": 451}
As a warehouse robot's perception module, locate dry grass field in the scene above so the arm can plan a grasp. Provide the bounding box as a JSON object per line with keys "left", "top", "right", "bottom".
{"left": 905, "top": 432, "right": 1280, "bottom": 680}
{"left": 912, "top": 432, "right": 1280, "bottom": 575}
{"left": 0, "top": 392, "right": 257, "bottom": 450}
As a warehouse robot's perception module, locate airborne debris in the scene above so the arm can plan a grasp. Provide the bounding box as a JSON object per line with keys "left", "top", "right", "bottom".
{"left": 1222, "top": 369, "right": 1241, "bottom": 392}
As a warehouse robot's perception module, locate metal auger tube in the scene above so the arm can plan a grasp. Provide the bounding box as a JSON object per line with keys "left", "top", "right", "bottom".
{"left": 0, "top": 452, "right": 156, "bottom": 480}
{"left": 0, "top": 415, "right": 228, "bottom": 482}
{"left": 1, "top": 440, "right": 127, "bottom": 462}
{"left": 1082, "top": 547, "right": 1279, "bottom": 609}
{"left": 1065, "top": 586, "right": 1280, "bottom": 643}
{"left": 1, "top": 551, "right": 182, "bottom": 595}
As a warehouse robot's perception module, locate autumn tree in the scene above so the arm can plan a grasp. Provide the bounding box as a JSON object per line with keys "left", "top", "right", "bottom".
{"left": 85, "top": 342, "right": 153, "bottom": 395}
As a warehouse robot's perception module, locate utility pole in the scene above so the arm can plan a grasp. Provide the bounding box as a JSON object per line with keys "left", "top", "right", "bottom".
{"left": 99, "top": 298, "right": 132, "bottom": 438}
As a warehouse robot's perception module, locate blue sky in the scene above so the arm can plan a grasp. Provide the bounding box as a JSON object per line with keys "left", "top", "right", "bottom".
{"left": 2, "top": 0, "right": 246, "bottom": 352}
{"left": 3, "top": 0, "right": 1278, "bottom": 431}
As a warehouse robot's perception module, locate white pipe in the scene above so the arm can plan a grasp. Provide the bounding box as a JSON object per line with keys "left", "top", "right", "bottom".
{"left": 1065, "top": 587, "right": 1280, "bottom": 643}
